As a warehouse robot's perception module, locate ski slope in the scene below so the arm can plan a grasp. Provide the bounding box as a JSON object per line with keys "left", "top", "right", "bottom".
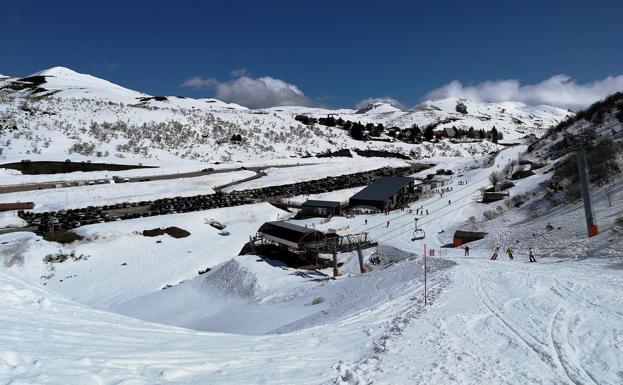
{"left": 1, "top": 141, "right": 622, "bottom": 384}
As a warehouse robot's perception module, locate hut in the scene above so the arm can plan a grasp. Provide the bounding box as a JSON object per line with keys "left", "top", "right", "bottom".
{"left": 482, "top": 191, "right": 509, "bottom": 203}
{"left": 453, "top": 230, "right": 487, "bottom": 247}
{"left": 349, "top": 176, "right": 416, "bottom": 211}
{"left": 443, "top": 126, "right": 457, "bottom": 138}
{"left": 300, "top": 200, "right": 341, "bottom": 217}
{"left": 0, "top": 202, "right": 35, "bottom": 212}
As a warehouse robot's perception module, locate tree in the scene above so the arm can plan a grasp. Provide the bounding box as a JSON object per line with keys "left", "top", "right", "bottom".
{"left": 491, "top": 126, "right": 499, "bottom": 144}
{"left": 351, "top": 123, "right": 366, "bottom": 140}
{"left": 325, "top": 116, "right": 336, "bottom": 127}
{"left": 424, "top": 125, "right": 434, "bottom": 141}
{"left": 467, "top": 126, "right": 475, "bottom": 139}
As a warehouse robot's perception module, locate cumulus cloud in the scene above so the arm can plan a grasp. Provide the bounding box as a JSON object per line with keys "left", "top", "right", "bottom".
{"left": 425, "top": 74, "right": 623, "bottom": 110}
{"left": 180, "top": 76, "right": 219, "bottom": 90}
{"left": 181, "top": 71, "right": 315, "bottom": 109}
{"left": 354, "top": 97, "right": 406, "bottom": 110}
{"left": 214, "top": 76, "right": 315, "bottom": 109}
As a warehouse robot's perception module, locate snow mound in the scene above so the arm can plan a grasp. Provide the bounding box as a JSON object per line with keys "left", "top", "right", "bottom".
{"left": 203, "top": 259, "right": 260, "bottom": 299}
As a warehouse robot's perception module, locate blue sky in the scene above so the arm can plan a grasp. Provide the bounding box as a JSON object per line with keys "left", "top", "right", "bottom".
{"left": 1, "top": 0, "right": 622, "bottom": 109}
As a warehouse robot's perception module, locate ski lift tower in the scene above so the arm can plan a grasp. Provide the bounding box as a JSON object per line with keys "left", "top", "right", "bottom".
{"left": 565, "top": 134, "right": 599, "bottom": 237}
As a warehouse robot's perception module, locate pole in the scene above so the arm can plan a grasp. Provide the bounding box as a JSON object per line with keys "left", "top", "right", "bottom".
{"left": 423, "top": 243, "right": 427, "bottom": 306}
{"left": 576, "top": 150, "right": 599, "bottom": 237}
{"left": 332, "top": 248, "right": 340, "bottom": 277}
{"left": 356, "top": 247, "right": 367, "bottom": 274}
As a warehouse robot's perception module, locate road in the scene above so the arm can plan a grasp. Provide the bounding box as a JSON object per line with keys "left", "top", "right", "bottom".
{"left": 0, "top": 163, "right": 310, "bottom": 194}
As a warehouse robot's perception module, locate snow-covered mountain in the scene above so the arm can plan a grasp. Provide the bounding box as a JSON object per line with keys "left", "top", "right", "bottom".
{"left": 0, "top": 67, "right": 571, "bottom": 166}
{"left": 1, "top": 68, "right": 622, "bottom": 385}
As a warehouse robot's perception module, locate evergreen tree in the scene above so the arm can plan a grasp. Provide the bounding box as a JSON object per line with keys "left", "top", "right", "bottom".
{"left": 351, "top": 123, "right": 366, "bottom": 140}
{"left": 491, "top": 126, "right": 499, "bottom": 144}
{"left": 424, "top": 125, "right": 434, "bottom": 141}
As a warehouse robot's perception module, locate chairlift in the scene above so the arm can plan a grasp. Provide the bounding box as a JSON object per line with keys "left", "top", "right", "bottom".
{"left": 411, "top": 218, "right": 426, "bottom": 241}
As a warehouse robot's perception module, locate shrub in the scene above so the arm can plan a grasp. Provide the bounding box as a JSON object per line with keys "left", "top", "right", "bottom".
{"left": 483, "top": 210, "right": 502, "bottom": 220}
{"left": 553, "top": 139, "right": 622, "bottom": 200}
{"left": 43, "top": 230, "right": 84, "bottom": 244}
{"left": 489, "top": 171, "right": 501, "bottom": 186}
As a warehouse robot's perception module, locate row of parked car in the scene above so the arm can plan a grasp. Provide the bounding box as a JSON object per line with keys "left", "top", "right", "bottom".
{"left": 19, "top": 164, "right": 426, "bottom": 232}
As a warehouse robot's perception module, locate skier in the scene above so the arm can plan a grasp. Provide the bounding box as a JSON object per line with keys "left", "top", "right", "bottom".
{"left": 364, "top": 219, "right": 368, "bottom": 225}
{"left": 426, "top": 209, "right": 429, "bottom": 215}
{"left": 464, "top": 245, "right": 470, "bottom": 256}
{"left": 506, "top": 247, "right": 514, "bottom": 260}
{"left": 528, "top": 247, "right": 537, "bottom": 263}
{"left": 491, "top": 246, "right": 500, "bottom": 260}
{"left": 386, "top": 221, "right": 390, "bottom": 228}
{"left": 448, "top": 200, "right": 451, "bottom": 205}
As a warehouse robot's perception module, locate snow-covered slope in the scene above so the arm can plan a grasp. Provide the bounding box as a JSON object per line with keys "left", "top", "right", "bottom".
{"left": 30, "top": 66, "right": 148, "bottom": 102}
{"left": 0, "top": 67, "right": 570, "bottom": 167}
{"left": 1, "top": 143, "right": 622, "bottom": 384}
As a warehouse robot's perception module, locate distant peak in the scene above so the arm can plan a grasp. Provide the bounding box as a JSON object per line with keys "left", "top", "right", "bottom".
{"left": 355, "top": 102, "right": 402, "bottom": 114}
{"left": 32, "top": 66, "right": 81, "bottom": 77}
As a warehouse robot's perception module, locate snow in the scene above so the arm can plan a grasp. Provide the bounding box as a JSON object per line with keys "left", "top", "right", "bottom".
{"left": 0, "top": 67, "right": 621, "bottom": 384}
{"left": 224, "top": 158, "right": 409, "bottom": 192}
{"left": 0, "top": 67, "right": 569, "bottom": 169}
{"left": 31, "top": 66, "right": 148, "bottom": 103}
{"left": 289, "top": 185, "right": 367, "bottom": 204}
{"left": 0, "top": 211, "right": 27, "bottom": 228}
{"left": 0, "top": 170, "right": 254, "bottom": 212}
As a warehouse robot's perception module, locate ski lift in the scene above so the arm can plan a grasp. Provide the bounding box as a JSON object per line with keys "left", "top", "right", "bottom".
{"left": 411, "top": 218, "right": 425, "bottom": 241}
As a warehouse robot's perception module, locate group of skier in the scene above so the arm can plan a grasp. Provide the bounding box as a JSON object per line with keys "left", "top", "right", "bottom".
{"left": 489, "top": 245, "right": 536, "bottom": 262}
{"left": 463, "top": 244, "right": 537, "bottom": 262}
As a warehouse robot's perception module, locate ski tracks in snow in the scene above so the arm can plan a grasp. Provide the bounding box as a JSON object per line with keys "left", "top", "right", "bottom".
{"left": 472, "top": 263, "right": 613, "bottom": 385}
{"left": 332, "top": 267, "right": 451, "bottom": 385}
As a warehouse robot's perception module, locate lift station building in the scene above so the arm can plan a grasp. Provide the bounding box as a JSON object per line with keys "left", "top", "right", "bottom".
{"left": 300, "top": 200, "right": 341, "bottom": 217}
{"left": 349, "top": 176, "right": 417, "bottom": 211}
{"left": 257, "top": 221, "right": 330, "bottom": 251}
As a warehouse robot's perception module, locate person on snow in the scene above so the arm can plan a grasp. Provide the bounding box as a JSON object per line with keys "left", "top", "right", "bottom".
{"left": 364, "top": 219, "right": 368, "bottom": 225}
{"left": 491, "top": 246, "right": 500, "bottom": 260}
{"left": 506, "top": 247, "right": 514, "bottom": 260}
{"left": 528, "top": 247, "right": 537, "bottom": 263}
{"left": 386, "top": 221, "right": 390, "bottom": 228}
{"left": 464, "top": 245, "right": 470, "bottom": 256}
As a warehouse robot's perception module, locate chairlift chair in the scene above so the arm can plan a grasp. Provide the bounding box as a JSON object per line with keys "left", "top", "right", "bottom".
{"left": 411, "top": 218, "right": 426, "bottom": 241}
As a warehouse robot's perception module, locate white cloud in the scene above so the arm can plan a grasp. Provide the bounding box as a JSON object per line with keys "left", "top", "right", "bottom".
{"left": 180, "top": 76, "right": 219, "bottom": 90}
{"left": 214, "top": 76, "right": 315, "bottom": 109}
{"left": 180, "top": 71, "right": 315, "bottom": 109}
{"left": 425, "top": 74, "right": 623, "bottom": 110}
{"left": 354, "top": 97, "right": 405, "bottom": 110}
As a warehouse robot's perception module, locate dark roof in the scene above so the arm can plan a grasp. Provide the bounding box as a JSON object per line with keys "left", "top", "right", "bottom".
{"left": 350, "top": 176, "right": 414, "bottom": 202}
{"left": 301, "top": 200, "right": 341, "bottom": 208}
{"left": 258, "top": 221, "right": 324, "bottom": 246}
